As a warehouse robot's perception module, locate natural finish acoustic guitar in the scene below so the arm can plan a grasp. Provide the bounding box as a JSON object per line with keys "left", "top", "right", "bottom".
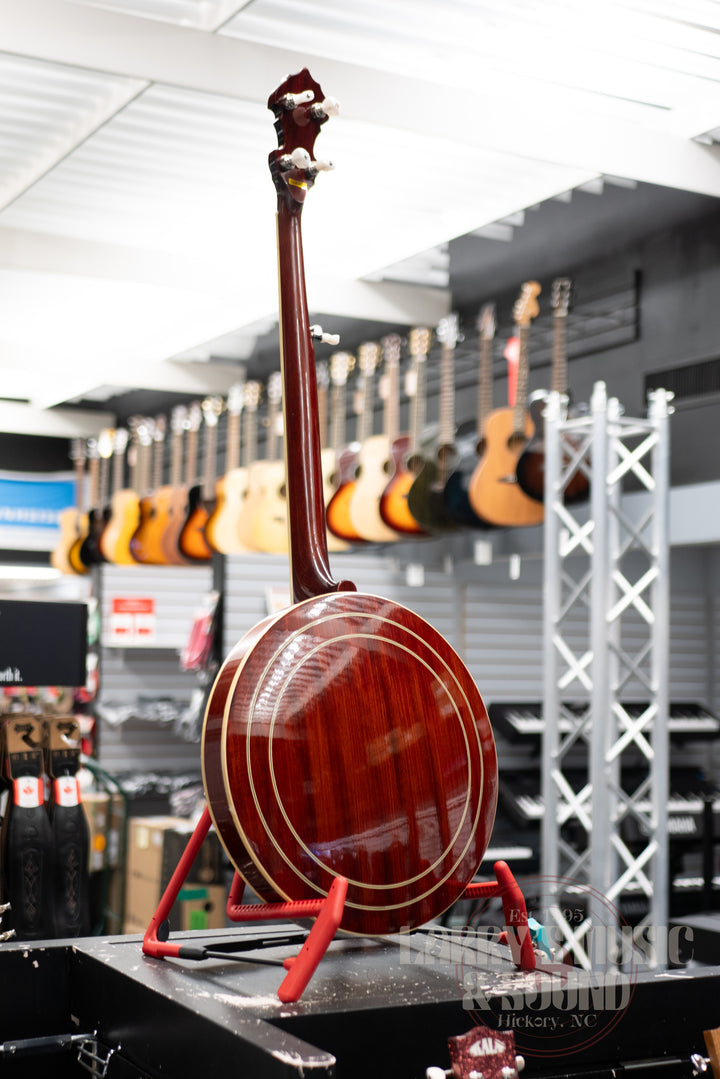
{"left": 202, "top": 69, "right": 497, "bottom": 937}
{"left": 245, "top": 373, "right": 289, "bottom": 555}
{"left": 51, "top": 438, "right": 88, "bottom": 576}
{"left": 100, "top": 427, "right": 140, "bottom": 565}
{"left": 467, "top": 281, "right": 545, "bottom": 528}
{"left": 205, "top": 380, "right": 258, "bottom": 555}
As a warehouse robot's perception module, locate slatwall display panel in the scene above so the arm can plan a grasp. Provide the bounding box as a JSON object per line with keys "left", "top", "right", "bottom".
{"left": 222, "top": 551, "right": 460, "bottom": 655}
{"left": 100, "top": 564, "right": 214, "bottom": 649}
{"left": 96, "top": 647, "right": 201, "bottom": 775}
{"left": 463, "top": 583, "right": 546, "bottom": 704}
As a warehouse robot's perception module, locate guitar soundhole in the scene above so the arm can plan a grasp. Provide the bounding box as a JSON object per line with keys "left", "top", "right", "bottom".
{"left": 406, "top": 453, "right": 423, "bottom": 475}
{"left": 279, "top": 483, "right": 287, "bottom": 499}
{"left": 382, "top": 459, "right": 391, "bottom": 475}
{"left": 475, "top": 437, "right": 486, "bottom": 457}
{"left": 508, "top": 432, "right": 526, "bottom": 450}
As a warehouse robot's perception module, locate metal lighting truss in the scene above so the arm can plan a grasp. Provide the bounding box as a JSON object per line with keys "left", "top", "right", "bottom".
{"left": 541, "top": 380, "right": 672, "bottom": 968}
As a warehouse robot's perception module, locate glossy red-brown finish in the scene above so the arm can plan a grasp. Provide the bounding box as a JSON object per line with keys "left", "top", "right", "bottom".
{"left": 202, "top": 590, "right": 497, "bottom": 935}
{"left": 202, "top": 70, "right": 498, "bottom": 936}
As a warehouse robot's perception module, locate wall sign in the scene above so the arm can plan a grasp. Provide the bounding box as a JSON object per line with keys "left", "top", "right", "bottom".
{"left": 109, "top": 596, "right": 156, "bottom": 644}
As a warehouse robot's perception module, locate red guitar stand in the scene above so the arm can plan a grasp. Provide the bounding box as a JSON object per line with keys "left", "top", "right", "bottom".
{"left": 142, "top": 806, "right": 347, "bottom": 1002}
{"left": 143, "top": 807, "right": 534, "bottom": 1003}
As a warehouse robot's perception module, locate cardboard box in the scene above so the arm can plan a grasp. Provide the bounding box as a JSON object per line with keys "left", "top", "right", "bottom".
{"left": 83, "top": 791, "right": 127, "bottom": 872}
{"left": 123, "top": 816, "right": 226, "bottom": 934}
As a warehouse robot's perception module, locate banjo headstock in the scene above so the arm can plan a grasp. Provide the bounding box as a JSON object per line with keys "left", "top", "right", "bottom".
{"left": 268, "top": 69, "right": 339, "bottom": 208}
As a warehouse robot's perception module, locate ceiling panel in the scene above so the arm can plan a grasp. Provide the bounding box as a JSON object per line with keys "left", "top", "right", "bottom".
{"left": 0, "top": 0, "right": 718, "bottom": 432}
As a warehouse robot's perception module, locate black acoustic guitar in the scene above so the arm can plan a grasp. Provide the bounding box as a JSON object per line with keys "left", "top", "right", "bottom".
{"left": 443, "top": 302, "right": 496, "bottom": 528}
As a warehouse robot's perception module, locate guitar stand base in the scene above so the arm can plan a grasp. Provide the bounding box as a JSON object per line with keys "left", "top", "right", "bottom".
{"left": 143, "top": 808, "right": 534, "bottom": 1002}
{"left": 142, "top": 806, "right": 348, "bottom": 1003}
{"left": 463, "top": 863, "right": 537, "bottom": 972}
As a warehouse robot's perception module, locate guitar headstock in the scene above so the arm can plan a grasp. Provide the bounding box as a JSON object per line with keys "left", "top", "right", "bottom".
{"left": 330, "top": 351, "right": 354, "bottom": 386}
{"left": 551, "top": 276, "right": 573, "bottom": 317}
{"left": 358, "top": 342, "right": 381, "bottom": 377}
{"left": 316, "top": 360, "right": 329, "bottom": 392}
{"left": 113, "top": 428, "right": 129, "bottom": 456}
{"left": 170, "top": 405, "right": 187, "bottom": 435}
{"left": 267, "top": 371, "right": 282, "bottom": 405}
{"left": 513, "top": 280, "right": 542, "bottom": 327}
{"left": 408, "top": 326, "right": 432, "bottom": 361}
{"left": 437, "top": 313, "right": 459, "bottom": 349}
{"left": 201, "top": 395, "right": 224, "bottom": 428}
{"left": 227, "top": 378, "right": 246, "bottom": 416}
{"left": 69, "top": 437, "right": 85, "bottom": 462}
{"left": 244, "top": 381, "right": 262, "bottom": 412}
{"left": 98, "top": 428, "right": 114, "bottom": 461}
{"left": 185, "top": 403, "right": 202, "bottom": 434}
{"left": 477, "top": 301, "right": 496, "bottom": 340}
{"left": 381, "top": 333, "right": 402, "bottom": 368}
{"left": 268, "top": 70, "right": 339, "bottom": 208}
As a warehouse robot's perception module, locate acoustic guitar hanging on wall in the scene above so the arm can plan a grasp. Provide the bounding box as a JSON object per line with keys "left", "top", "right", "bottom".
{"left": 201, "top": 69, "right": 498, "bottom": 937}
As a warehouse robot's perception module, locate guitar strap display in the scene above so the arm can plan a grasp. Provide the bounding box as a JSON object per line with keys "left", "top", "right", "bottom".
{"left": 1, "top": 715, "right": 55, "bottom": 940}
{"left": 47, "top": 716, "right": 90, "bottom": 937}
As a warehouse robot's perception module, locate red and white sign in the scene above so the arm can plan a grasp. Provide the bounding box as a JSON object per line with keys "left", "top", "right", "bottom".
{"left": 110, "top": 596, "right": 156, "bottom": 644}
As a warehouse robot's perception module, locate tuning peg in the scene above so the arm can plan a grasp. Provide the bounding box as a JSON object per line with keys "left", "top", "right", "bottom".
{"left": 279, "top": 146, "right": 313, "bottom": 172}
{"left": 311, "top": 96, "right": 340, "bottom": 119}
{"left": 310, "top": 325, "right": 340, "bottom": 346}
{"left": 310, "top": 158, "right": 334, "bottom": 173}
{"left": 280, "top": 89, "right": 315, "bottom": 110}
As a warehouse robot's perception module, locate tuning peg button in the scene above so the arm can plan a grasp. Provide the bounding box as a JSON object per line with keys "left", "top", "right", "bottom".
{"left": 311, "top": 96, "right": 340, "bottom": 119}
{"left": 310, "top": 158, "right": 334, "bottom": 173}
{"left": 280, "top": 89, "right": 315, "bottom": 109}
{"left": 310, "top": 325, "right": 340, "bottom": 346}
{"left": 279, "top": 147, "right": 313, "bottom": 172}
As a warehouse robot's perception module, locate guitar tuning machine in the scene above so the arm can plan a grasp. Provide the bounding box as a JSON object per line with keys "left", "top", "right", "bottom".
{"left": 310, "top": 325, "right": 340, "bottom": 347}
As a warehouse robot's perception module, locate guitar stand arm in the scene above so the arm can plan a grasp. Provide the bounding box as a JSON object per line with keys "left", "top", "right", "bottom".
{"left": 463, "top": 861, "right": 536, "bottom": 972}
{"left": 142, "top": 807, "right": 348, "bottom": 1003}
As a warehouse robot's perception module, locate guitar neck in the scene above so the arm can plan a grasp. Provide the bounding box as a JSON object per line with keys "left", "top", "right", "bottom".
{"left": 552, "top": 312, "right": 567, "bottom": 395}
{"left": 202, "top": 422, "right": 218, "bottom": 499}
{"left": 409, "top": 357, "right": 427, "bottom": 453}
{"left": 243, "top": 409, "right": 257, "bottom": 469}
{"left": 329, "top": 382, "right": 346, "bottom": 454}
{"left": 226, "top": 408, "right": 241, "bottom": 473}
{"left": 438, "top": 341, "right": 455, "bottom": 449}
{"left": 478, "top": 333, "right": 493, "bottom": 436}
{"left": 512, "top": 324, "right": 531, "bottom": 434}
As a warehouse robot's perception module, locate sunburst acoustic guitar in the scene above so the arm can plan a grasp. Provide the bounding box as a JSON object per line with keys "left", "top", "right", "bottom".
{"left": 467, "top": 281, "right": 545, "bottom": 528}
{"left": 325, "top": 351, "right": 366, "bottom": 545}
{"left": 377, "top": 332, "right": 425, "bottom": 536}
{"left": 174, "top": 398, "right": 217, "bottom": 564}
{"left": 129, "top": 415, "right": 170, "bottom": 566}
{"left": 348, "top": 342, "right": 399, "bottom": 544}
